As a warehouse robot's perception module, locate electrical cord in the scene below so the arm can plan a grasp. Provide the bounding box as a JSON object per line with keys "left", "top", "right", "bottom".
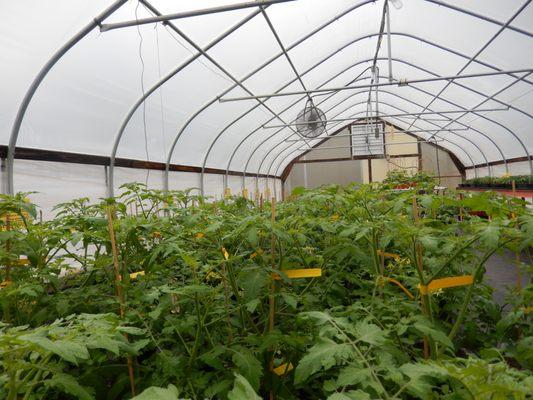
{"left": 135, "top": 1, "right": 150, "bottom": 186}
{"left": 155, "top": 24, "right": 167, "bottom": 157}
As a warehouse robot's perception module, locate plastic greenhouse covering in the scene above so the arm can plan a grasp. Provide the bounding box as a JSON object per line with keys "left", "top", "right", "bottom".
{"left": 1, "top": 0, "right": 532, "bottom": 213}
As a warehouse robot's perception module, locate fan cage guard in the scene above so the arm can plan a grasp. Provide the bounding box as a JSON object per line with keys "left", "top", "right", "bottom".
{"left": 296, "top": 100, "right": 327, "bottom": 138}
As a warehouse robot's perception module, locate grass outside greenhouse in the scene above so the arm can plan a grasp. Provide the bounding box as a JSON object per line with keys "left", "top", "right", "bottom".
{"left": 0, "top": 173, "right": 532, "bottom": 399}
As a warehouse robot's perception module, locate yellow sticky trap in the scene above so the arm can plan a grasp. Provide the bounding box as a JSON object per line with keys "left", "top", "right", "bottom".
{"left": 381, "top": 276, "right": 415, "bottom": 300}
{"left": 224, "top": 188, "right": 231, "bottom": 199}
{"left": 272, "top": 268, "right": 322, "bottom": 280}
{"left": 265, "top": 188, "right": 271, "bottom": 200}
{"left": 222, "top": 247, "right": 229, "bottom": 260}
{"left": 419, "top": 275, "right": 473, "bottom": 295}
{"left": 522, "top": 306, "right": 532, "bottom": 314}
{"left": 273, "top": 362, "right": 294, "bottom": 376}
{"left": 242, "top": 188, "right": 249, "bottom": 198}
{"left": 129, "top": 271, "right": 145, "bottom": 280}
{"left": 377, "top": 250, "right": 401, "bottom": 260}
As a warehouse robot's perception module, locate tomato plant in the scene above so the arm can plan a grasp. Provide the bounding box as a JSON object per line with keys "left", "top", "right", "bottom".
{"left": 0, "top": 178, "right": 531, "bottom": 399}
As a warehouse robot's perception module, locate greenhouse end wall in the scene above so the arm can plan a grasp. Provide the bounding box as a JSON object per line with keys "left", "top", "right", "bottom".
{"left": 283, "top": 123, "right": 463, "bottom": 193}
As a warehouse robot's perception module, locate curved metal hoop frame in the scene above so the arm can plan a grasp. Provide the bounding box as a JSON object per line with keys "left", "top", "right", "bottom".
{"left": 221, "top": 56, "right": 528, "bottom": 195}
{"left": 5, "top": 0, "right": 533, "bottom": 195}
{"left": 176, "top": 26, "right": 532, "bottom": 194}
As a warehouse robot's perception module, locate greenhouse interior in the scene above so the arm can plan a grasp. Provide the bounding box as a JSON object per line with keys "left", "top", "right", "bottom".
{"left": 1, "top": 0, "right": 533, "bottom": 398}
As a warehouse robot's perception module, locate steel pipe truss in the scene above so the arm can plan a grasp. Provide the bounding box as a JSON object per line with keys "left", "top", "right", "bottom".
{"left": 200, "top": 34, "right": 533, "bottom": 195}
{"left": 405, "top": 0, "right": 532, "bottom": 131}
{"left": 218, "top": 69, "right": 533, "bottom": 102}
{"left": 99, "top": 0, "right": 297, "bottom": 32}
{"left": 263, "top": 107, "right": 509, "bottom": 129}
{"left": 283, "top": 128, "right": 469, "bottom": 142}
{"left": 5, "top": 0, "right": 533, "bottom": 196}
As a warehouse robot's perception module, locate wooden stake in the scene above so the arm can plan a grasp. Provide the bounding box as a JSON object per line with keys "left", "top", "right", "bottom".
{"left": 458, "top": 193, "right": 464, "bottom": 222}
{"left": 510, "top": 180, "right": 522, "bottom": 290}
{"left": 220, "top": 262, "right": 234, "bottom": 345}
{"left": 412, "top": 196, "right": 430, "bottom": 359}
{"left": 5, "top": 214, "right": 11, "bottom": 282}
{"left": 412, "top": 195, "right": 419, "bottom": 223}
{"left": 269, "top": 198, "right": 276, "bottom": 400}
{"left": 106, "top": 207, "right": 136, "bottom": 397}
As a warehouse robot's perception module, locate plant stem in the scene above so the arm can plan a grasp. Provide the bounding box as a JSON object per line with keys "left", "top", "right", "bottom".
{"left": 328, "top": 318, "right": 390, "bottom": 400}
{"left": 447, "top": 241, "right": 512, "bottom": 344}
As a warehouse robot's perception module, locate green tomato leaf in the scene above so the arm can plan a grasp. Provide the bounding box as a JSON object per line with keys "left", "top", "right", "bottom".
{"left": 355, "top": 322, "right": 387, "bottom": 346}
{"left": 282, "top": 292, "right": 298, "bottom": 309}
{"left": 245, "top": 299, "right": 260, "bottom": 313}
{"left": 232, "top": 348, "right": 263, "bottom": 391}
{"left": 295, "top": 338, "right": 353, "bottom": 385}
{"left": 400, "top": 363, "right": 448, "bottom": 398}
{"left": 45, "top": 373, "right": 95, "bottom": 400}
{"left": 130, "top": 384, "right": 180, "bottom": 400}
{"left": 19, "top": 335, "right": 89, "bottom": 365}
{"left": 227, "top": 373, "right": 261, "bottom": 400}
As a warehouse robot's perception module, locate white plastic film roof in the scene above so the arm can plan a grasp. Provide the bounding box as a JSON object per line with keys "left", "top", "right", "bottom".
{"left": 2, "top": 0, "right": 532, "bottom": 194}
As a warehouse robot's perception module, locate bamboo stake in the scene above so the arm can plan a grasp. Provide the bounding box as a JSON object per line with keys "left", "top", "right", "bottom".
{"left": 379, "top": 250, "right": 385, "bottom": 276}
{"left": 3, "top": 214, "right": 12, "bottom": 323}
{"left": 458, "top": 193, "right": 464, "bottom": 222}
{"left": 269, "top": 197, "right": 277, "bottom": 400}
{"left": 412, "top": 196, "right": 419, "bottom": 223}
{"left": 412, "top": 196, "right": 430, "bottom": 359}
{"left": 5, "top": 214, "right": 11, "bottom": 282}
{"left": 511, "top": 180, "right": 522, "bottom": 290}
{"left": 220, "top": 261, "right": 234, "bottom": 345}
{"left": 106, "top": 207, "right": 136, "bottom": 397}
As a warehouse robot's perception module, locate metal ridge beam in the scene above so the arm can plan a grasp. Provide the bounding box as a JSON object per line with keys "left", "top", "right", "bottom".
{"left": 100, "top": 0, "right": 296, "bottom": 32}
{"left": 219, "top": 68, "right": 533, "bottom": 102}
{"left": 283, "top": 127, "right": 469, "bottom": 142}
{"left": 263, "top": 107, "right": 509, "bottom": 128}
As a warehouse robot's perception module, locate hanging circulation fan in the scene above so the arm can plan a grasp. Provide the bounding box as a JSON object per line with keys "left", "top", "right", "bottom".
{"left": 295, "top": 98, "right": 326, "bottom": 138}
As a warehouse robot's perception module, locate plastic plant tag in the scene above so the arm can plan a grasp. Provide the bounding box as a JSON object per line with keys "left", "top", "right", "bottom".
{"left": 129, "top": 271, "right": 145, "bottom": 280}
{"left": 377, "top": 249, "right": 401, "bottom": 260}
{"left": 419, "top": 275, "right": 473, "bottom": 294}
{"left": 273, "top": 362, "right": 294, "bottom": 376}
{"left": 272, "top": 268, "right": 322, "bottom": 280}
{"left": 222, "top": 247, "right": 229, "bottom": 260}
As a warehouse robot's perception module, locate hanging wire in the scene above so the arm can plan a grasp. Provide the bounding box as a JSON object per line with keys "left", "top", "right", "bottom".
{"left": 162, "top": 25, "right": 233, "bottom": 83}
{"left": 365, "top": 1, "right": 389, "bottom": 154}
{"left": 155, "top": 24, "right": 167, "bottom": 157}
{"left": 435, "top": 139, "right": 441, "bottom": 184}
{"left": 135, "top": 1, "right": 150, "bottom": 186}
